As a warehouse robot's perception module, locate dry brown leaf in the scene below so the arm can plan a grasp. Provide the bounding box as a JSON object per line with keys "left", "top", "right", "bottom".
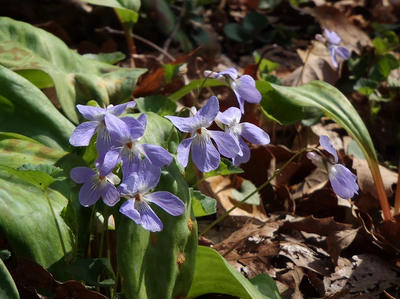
{"left": 326, "top": 228, "right": 361, "bottom": 265}
{"left": 201, "top": 175, "right": 268, "bottom": 222}
{"left": 278, "top": 267, "right": 304, "bottom": 299}
{"left": 352, "top": 157, "right": 397, "bottom": 198}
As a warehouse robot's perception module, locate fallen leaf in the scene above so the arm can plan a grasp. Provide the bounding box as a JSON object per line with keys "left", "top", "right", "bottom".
{"left": 326, "top": 228, "right": 361, "bottom": 265}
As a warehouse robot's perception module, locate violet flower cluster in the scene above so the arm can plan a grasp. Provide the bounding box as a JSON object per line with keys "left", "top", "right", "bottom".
{"left": 69, "top": 102, "right": 184, "bottom": 232}
{"left": 316, "top": 29, "right": 351, "bottom": 68}
{"left": 307, "top": 135, "right": 359, "bottom": 199}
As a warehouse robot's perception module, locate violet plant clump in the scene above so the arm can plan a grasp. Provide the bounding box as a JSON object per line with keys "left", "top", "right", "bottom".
{"left": 216, "top": 107, "right": 270, "bottom": 165}
{"left": 165, "top": 96, "right": 240, "bottom": 172}
{"left": 316, "top": 29, "right": 351, "bottom": 68}
{"left": 307, "top": 135, "right": 359, "bottom": 198}
{"left": 204, "top": 68, "right": 261, "bottom": 113}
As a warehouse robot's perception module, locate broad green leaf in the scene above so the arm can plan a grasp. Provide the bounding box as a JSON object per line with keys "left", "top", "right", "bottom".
{"left": 231, "top": 179, "right": 260, "bottom": 205}
{"left": 187, "top": 246, "right": 280, "bottom": 299}
{"left": 370, "top": 54, "right": 399, "bottom": 82}
{"left": 116, "top": 113, "right": 197, "bottom": 299}
{"left": 83, "top": 52, "right": 126, "bottom": 64}
{"left": 0, "top": 17, "right": 145, "bottom": 123}
{"left": 81, "top": 0, "right": 140, "bottom": 24}
{"left": 224, "top": 23, "right": 249, "bottom": 42}
{"left": 136, "top": 95, "right": 177, "bottom": 116}
{"left": 204, "top": 158, "right": 244, "bottom": 179}
{"left": 250, "top": 274, "right": 281, "bottom": 298}
{"left": 0, "top": 137, "right": 89, "bottom": 273}
{"left": 373, "top": 30, "right": 399, "bottom": 55}
{"left": 0, "top": 259, "right": 19, "bottom": 299}
{"left": 190, "top": 188, "right": 217, "bottom": 217}
{"left": 0, "top": 66, "right": 74, "bottom": 149}
{"left": 168, "top": 78, "right": 224, "bottom": 102}
{"left": 257, "top": 80, "right": 304, "bottom": 125}
{"left": 259, "top": 80, "right": 377, "bottom": 160}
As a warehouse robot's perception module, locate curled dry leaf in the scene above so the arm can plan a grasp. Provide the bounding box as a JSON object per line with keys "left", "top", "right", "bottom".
{"left": 352, "top": 157, "right": 397, "bottom": 198}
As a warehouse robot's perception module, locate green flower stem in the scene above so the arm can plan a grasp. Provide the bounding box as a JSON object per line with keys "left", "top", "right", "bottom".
{"left": 200, "top": 148, "right": 310, "bottom": 236}
{"left": 45, "top": 189, "right": 67, "bottom": 257}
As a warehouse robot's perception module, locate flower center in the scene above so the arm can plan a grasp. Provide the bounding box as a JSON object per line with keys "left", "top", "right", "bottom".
{"left": 135, "top": 194, "right": 142, "bottom": 202}
{"left": 98, "top": 175, "right": 105, "bottom": 181}
{"left": 127, "top": 141, "right": 133, "bottom": 149}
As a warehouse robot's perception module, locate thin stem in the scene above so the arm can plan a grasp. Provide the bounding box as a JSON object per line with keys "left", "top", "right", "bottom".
{"left": 99, "top": 214, "right": 109, "bottom": 257}
{"left": 45, "top": 189, "right": 67, "bottom": 257}
{"left": 394, "top": 160, "right": 400, "bottom": 216}
{"left": 370, "top": 160, "right": 393, "bottom": 220}
{"left": 200, "top": 148, "right": 309, "bottom": 236}
{"left": 87, "top": 203, "right": 97, "bottom": 257}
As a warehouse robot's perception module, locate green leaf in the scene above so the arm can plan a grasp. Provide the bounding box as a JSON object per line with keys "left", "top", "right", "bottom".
{"left": 136, "top": 95, "right": 177, "bottom": 117}
{"left": 204, "top": 158, "right": 244, "bottom": 179}
{"left": 168, "top": 78, "right": 225, "bottom": 102}
{"left": 257, "top": 80, "right": 305, "bottom": 125}
{"left": 163, "top": 63, "right": 183, "bottom": 83}
{"left": 258, "top": 80, "right": 378, "bottom": 163}
{"left": 0, "top": 259, "right": 19, "bottom": 299}
{"left": 373, "top": 30, "right": 399, "bottom": 55}
{"left": 190, "top": 188, "right": 217, "bottom": 217}
{"left": 370, "top": 54, "right": 399, "bottom": 82}
{"left": 224, "top": 23, "right": 249, "bottom": 42}
{"left": 242, "top": 12, "right": 269, "bottom": 33}
{"left": 354, "top": 78, "right": 379, "bottom": 96}
{"left": 231, "top": 179, "right": 260, "bottom": 205}
{"left": 80, "top": 0, "right": 140, "bottom": 23}
{"left": 83, "top": 52, "right": 126, "bottom": 64}
{"left": 187, "top": 246, "right": 280, "bottom": 299}
{"left": 0, "top": 17, "right": 145, "bottom": 123}
{"left": 0, "top": 66, "right": 75, "bottom": 149}
{"left": 250, "top": 274, "right": 281, "bottom": 298}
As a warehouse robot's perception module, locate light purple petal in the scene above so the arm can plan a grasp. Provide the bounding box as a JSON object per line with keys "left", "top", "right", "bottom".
{"left": 120, "top": 116, "right": 146, "bottom": 139}
{"left": 102, "top": 184, "right": 120, "bottom": 206}
{"left": 69, "top": 121, "right": 98, "bottom": 146}
{"left": 329, "top": 46, "right": 339, "bottom": 68}
{"left": 141, "top": 144, "right": 172, "bottom": 167}
{"left": 119, "top": 200, "right": 141, "bottom": 223}
{"left": 136, "top": 159, "right": 162, "bottom": 192}
{"left": 209, "top": 130, "right": 241, "bottom": 158}
{"left": 232, "top": 137, "right": 251, "bottom": 166}
{"left": 99, "top": 147, "right": 121, "bottom": 176}
{"left": 165, "top": 115, "right": 197, "bottom": 133}
{"left": 336, "top": 46, "right": 351, "bottom": 60}
{"left": 235, "top": 75, "right": 262, "bottom": 104}
{"left": 233, "top": 89, "right": 246, "bottom": 114}
{"left": 319, "top": 135, "right": 338, "bottom": 163}
{"left": 137, "top": 113, "right": 147, "bottom": 127}
{"left": 76, "top": 105, "right": 105, "bottom": 121}
{"left": 146, "top": 191, "right": 185, "bottom": 216}
{"left": 107, "top": 101, "right": 136, "bottom": 116}
{"left": 70, "top": 167, "right": 96, "bottom": 184}
{"left": 136, "top": 201, "right": 163, "bottom": 232}
{"left": 324, "top": 29, "right": 341, "bottom": 45}
{"left": 79, "top": 180, "right": 102, "bottom": 207}
{"left": 191, "top": 136, "right": 220, "bottom": 172}
{"left": 105, "top": 113, "right": 130, "bottom": 141}
{"left": 96, "top": 129, "right": 112, "bottom": 160}
{"left": 121, "top": 154, "right": 140, "bottom": 177}
{"left": 216, "top": 107, "right": 242, "bottom": 127}
{"left": 195, "top": 96, "right": 219, "bottom": 127}
{"left": 240, "top": 122, "right": 270, "bottom": 145}
{"left": 177, "top": 137, "right": 194, "bottom": 168}
{"left": 329, "top": 164, "right": 359, "bottom": 199}
{"left": 216, "top": 68, "right": 238, "bottom": 80}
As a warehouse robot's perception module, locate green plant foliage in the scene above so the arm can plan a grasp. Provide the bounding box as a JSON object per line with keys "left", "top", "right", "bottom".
{"left": 169, "top": 78, "right": 224, "bottom": 102}
{"left": 203, "top": 158, "right": 244, "bottom": 179}
{"left": 258, "top": 80, "right": 378, "bottom": 163}
{"left": 187, "top": 246, "right": 280, "bottom": 299}
{"left": 136, "top": 95, "right": 177, "bottom": 117}
{"left": 80, "top": 0, "right": 140, "bottom": 23}
{"left": 0, "top": 17, "right": 145, "bottom": 124}
{"left": 231, "top": 179, "right": 260, "bottom": 205}
{"left": 115, "top": 113, "right": 198, "bottom": 299}
{"left": 370, "top": 54, "right": 399, "bottom": 82}
{"left": 83, "top": 52, "right": 126, "bottom": 64}
{"left": 0, "top": 259, "right": 19, "bottom": 299}
{"left": 224, "top": 12, "right": 270, "bottom": 43}
{"left": 354, "top": 78, "right": 380, "bottom": 96}
{"left": 373, "top": 30, "right": 399, "bottom": 55}
{"left": 190, "top": 188, "right": 217, "bottom": 217}
{"left": 0, "top": 66, "right": 74, "bottom": 150}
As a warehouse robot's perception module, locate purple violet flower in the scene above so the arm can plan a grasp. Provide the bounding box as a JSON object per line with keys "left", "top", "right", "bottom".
{"left": 69, "top": 101, "right": 135, "bottom": 158}
{"left": 70, "top": 165, "right": 121, "bottom": 207}
{"left": 118, "top": 160, "right": 185, "bottom": 232}
{"left": 307, "top": 135, "right": 359, "bottom": 199}
{"left": 204, "top": 68, "right": 261, "bottom": 114}
{"left": 165, "top": 96, "right": 241, "bottom": 172}
{"left": 316, "top": 29, "right": 351, "bottom": 68}
{"left": 216, "top": 107, "right": 270, "bottom": 165}
{"left": 99, "top": 113, "right": 172, "bottom": 177}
